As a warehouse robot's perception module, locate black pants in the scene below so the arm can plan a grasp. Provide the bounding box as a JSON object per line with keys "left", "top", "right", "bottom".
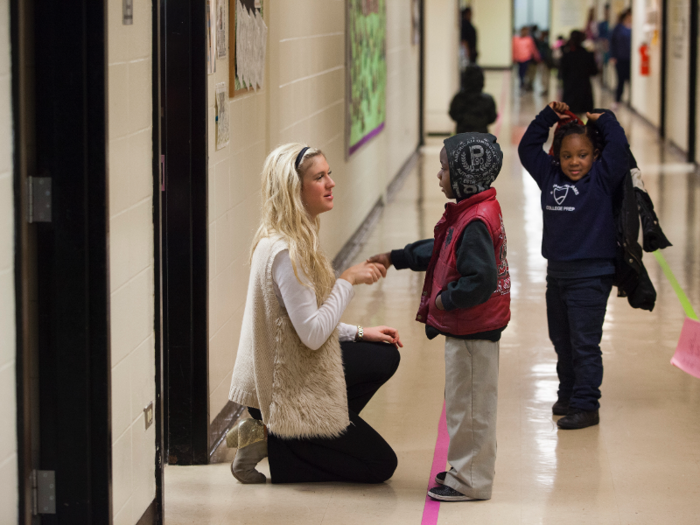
{"left": 546, "top": 274, "right": 613, "bottom": 412}
{"left": 517, "top": 60, "right": 531, "bottom": 88}
{"left": 615, "top": 59, "right": 630, "bottom": 102}
{"left": 249, "top": 340, "right": 401, "bottom": 484}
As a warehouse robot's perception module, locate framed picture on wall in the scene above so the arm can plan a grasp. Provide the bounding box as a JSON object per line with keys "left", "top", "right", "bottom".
{"left": 229, "top": 0, "right": 267, "bottom": 96}
{"left": 346, "top": 0, "right": 387, "bottom": 156}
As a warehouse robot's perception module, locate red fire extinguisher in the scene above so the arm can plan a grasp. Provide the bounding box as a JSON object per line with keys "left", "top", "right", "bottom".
{"left": 640, "top": 43, "right": 650, "bottom": 76}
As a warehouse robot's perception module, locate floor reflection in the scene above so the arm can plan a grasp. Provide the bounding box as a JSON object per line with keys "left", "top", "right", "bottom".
{"left": 165, "top": 71, "right": 700, "bottom": 525}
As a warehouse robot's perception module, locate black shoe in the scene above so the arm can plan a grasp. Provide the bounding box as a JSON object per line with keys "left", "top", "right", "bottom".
{"left": 428, "top": 485, "right": 474, "bottom": 501}
{"left": 557, "top": 409, "right": 599, "bottom": 429}
{"left": 435, "top": 471, "right": 447, "bottom": 485}
{"left": 552, "top": 399, "right": 569, "bottom": 416}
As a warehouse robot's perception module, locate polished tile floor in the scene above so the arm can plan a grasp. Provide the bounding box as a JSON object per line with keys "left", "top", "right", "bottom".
{"left": 164, "top": 71, "right": 700, "bottom": 524}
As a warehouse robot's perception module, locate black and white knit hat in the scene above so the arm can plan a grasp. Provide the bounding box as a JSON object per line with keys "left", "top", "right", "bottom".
{"left": 444, "top": 133, "right": 503, "bottom": 199}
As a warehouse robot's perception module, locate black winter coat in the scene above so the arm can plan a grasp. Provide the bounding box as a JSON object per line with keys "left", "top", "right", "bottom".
{"left": 612, "top": 170, "right": 656, "bottom": 311}
{"left": 449, "top": 66, "right": 497, "bottom": 134}
{"left": 560, "top": 47, "right": 598, "bottom": 113}
{"left": 589, "top": 114, "right": 671, "bottom": 311}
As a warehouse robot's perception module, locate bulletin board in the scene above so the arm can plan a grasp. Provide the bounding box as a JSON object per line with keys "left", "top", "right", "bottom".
{"left": 229, "top": 0, "right": 266, "bottom": 96}
{"left": 346, "top": 0, "right": 387, "bottom": 156}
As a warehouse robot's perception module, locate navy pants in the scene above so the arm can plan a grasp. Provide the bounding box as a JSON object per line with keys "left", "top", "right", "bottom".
{"left": 517, "top": 60, "right": 531, "bottom": 88}
{"left": 545, "top": 274, "right": 613, "bottom": 412}
{"left": 615, "top": 59, "right": 630, "bottom": 102}
{"left": 249, "top": 340, "right": 400, "bottom": 483}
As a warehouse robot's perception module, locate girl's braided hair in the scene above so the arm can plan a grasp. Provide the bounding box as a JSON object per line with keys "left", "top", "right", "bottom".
{"left": 552, "top": 120, "right": 603, "bottom": 159}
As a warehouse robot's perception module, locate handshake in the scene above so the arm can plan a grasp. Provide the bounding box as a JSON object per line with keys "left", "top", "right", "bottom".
{"left": 339, "top": 252, "right": 392, "bottom": 286}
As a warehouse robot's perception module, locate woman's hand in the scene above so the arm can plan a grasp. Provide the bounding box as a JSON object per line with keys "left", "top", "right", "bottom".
{"left": 586, "top": 111, "right": 604, "bottom": 122}
{"left": 340, "top": 261, "right": 386, "bottom": 286}
{"left": 367, "top": 252, "right": 392, "bottom": 270}
{"left": 548, "top": 101, "right": 570, "bottom": 119}
{"left": 362, "top": 326, "right": 404, "bottom": 348}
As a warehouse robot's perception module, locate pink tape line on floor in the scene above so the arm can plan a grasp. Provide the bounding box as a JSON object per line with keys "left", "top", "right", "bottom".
{"left": 420, "top": 402, "right": 449, "bottom": 525}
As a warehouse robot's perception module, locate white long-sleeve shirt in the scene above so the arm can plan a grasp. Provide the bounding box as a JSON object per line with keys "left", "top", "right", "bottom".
{"left": 272, "top": 250, "right": 357, "bottom": 350}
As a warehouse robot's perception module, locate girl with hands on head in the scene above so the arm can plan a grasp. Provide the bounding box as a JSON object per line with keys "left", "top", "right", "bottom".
{"left": 518, "top": 100, "right": 631, "bottom": 430}
{"left": 227, "top": 143, "right": 402, "bottom": 487}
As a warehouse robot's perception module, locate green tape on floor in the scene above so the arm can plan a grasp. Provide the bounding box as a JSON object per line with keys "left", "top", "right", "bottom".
{"left": 653, "top": 250, "right": 698, "bottom": 320}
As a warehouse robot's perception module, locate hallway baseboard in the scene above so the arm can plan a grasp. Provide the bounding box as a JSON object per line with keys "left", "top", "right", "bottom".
{"left": 387, "top": 151, "right": 419, "bottom": 203}
{"left": 136, "top": 499, "right": 157, "bottom": 525}
{"left": 333, "top": 149, "right": 420, "bottom": 273}
{"left": 332, "top": 197, "right": 384, "bottom": 274}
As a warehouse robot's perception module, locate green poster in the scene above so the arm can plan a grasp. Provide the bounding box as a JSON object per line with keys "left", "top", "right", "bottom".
{"left": 348, "top": 0, "right": 387, "bottom": 155}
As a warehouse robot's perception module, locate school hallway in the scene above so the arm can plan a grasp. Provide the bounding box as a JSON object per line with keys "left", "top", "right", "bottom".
{"left": 6, "top": 1, "right": 700, "bottom": 524}
{"left": 163, "top": 71, "right": 700, "bottom": 525}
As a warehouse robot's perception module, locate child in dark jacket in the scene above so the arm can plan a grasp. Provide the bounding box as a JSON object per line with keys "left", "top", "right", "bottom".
{"left": 369, "top": 133, "right": 510, "bottom": 502}
{"left": 449, "top": 66, "right": 498, "bottom": 134}
{"left": 518, "top": 101, "right": 629, "bottom": 430}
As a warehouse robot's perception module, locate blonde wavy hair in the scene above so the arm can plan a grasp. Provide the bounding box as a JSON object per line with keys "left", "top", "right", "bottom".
{"left": 251, "top": 143, "right": 336, "bottom": 305}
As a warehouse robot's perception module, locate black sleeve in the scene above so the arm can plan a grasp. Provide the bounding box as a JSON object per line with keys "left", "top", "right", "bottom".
{"left": 391, "top": 239, "right": 435, "bottom": 272}
{"left": 440, "top": 221, "right": 498, "bottom": 311}
{"left": 517, "top": 106, "right": 560, "bottom": 189}
{"left": 595, "top": 112, "right": 630, "bottom": 192}
{"left": 588, "top": 51, "right": 599, "bottom": 77}
{"left": 449, "top": 93, "right": 467, "bottom": 123}
{"left": 486, "top": 95, "right": 497, "bottom": 125}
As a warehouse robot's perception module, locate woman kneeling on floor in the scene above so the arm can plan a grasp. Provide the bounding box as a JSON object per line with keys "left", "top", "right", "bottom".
{"left": 226, "top": 143, "right": 403, "bottom": 484}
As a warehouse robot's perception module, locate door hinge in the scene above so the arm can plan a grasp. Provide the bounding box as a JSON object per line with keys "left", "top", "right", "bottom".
{"left": 31, "top": 470, "right": 56, "bottom": 515}
{"left": 27, "top": 177, "right": 52, "bottom": 223}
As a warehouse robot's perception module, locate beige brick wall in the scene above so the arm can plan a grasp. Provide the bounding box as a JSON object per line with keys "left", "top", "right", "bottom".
{"left": 0, "top": 0, "right": 17, "bottom": 521}
{"left": 107, "top": 0, "right": 156, "bottom": 523}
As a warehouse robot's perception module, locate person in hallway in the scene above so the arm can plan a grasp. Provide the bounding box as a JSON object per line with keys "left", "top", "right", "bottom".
{"left": 460, "top": 7, "right": 478, "bottom": 66}
{"left": 610, "top": 8, "right": 632, "bottom": 109}
{"left": 449, "top": 65, "right": 497, "bottom": 134}
{"left": 369, "top": 133, "right": 511, "bottom": 502}
{"left": 596, "top": 4, "right": 611, "bottom": 82}
{"left": 535, "top": 30, "right": 553, "bottom": 95}
{"left": 518, "top": 101, "right": 630, "bottom": 429}
{"left": 513, "top": 26, "right": 541, "bottom": 91}
{"left": 226, "top": 143, "right": 403, "bottom": 484}
{"left": 560, "top": 30, "right": 598, "bottom": 114}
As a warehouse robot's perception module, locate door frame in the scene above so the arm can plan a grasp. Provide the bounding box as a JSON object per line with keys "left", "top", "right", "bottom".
{"left": 12, "top": 0, "right": 112, "bottom": 522}
{"left": 160, "top": 0, "right": 210, "bottom": 466}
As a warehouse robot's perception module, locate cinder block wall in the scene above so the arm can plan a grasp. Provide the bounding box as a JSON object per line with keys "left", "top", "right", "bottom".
{"left": 107, "top": 0, "right": 157, "bottom": 522}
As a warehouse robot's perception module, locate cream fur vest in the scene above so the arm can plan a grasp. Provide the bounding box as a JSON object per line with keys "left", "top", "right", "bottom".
{"left": 228, "top": 236, "right": 350, "bottom": 439}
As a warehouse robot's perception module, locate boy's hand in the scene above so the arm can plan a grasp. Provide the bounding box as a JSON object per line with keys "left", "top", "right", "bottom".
{"left": 435, "top": 294, "right": 445, "bottom": 311}
{"left": 340, "top": 261, "right": 386, "bottom": 285}
{"left": 367, "top": 252, "right": 392, "bottom": 270}
{"left": 548, "top": 101, "right": 570, "bottom": 119}
{"left": 586, "top": 111, "right": 604, "bottom": 122}
{"left": 362, "top": 326, "right": 404, "bottom": 348}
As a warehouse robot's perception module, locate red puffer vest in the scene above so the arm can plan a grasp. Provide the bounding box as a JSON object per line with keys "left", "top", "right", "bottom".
{"left": 416, "top": 188, "right": 511, "bottom": 336}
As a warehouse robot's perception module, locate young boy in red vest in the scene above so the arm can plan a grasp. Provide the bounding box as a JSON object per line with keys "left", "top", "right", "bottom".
{"left": 369, "top": 133, "right": 510, "bottom": 501}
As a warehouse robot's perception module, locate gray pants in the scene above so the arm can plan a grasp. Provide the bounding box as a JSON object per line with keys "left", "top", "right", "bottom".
{"left": 443, "top": 337, "right": 499, "bottom": 499}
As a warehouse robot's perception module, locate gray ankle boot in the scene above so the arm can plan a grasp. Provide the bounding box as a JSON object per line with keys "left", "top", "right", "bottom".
{"left": 226, "top": 418, "right": 267, "bottom": 484}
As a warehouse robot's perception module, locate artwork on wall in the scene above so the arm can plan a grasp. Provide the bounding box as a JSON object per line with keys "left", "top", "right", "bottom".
{"left": 412, "top": 0, "right": 420, "bottom": 45}
{"left": 671, "top": 0, "right": 688, "bottom": 59}
{"left": 207, "top": 0, "right": 217, "bottom": 74}
{"left": 347, "top": 0, "right": 387, "bottom": 156}
{"left": 229, "top": 0, "right": 267, "bottom": 95}
{"left": 216, "top": 82, "right": 230, "bottom": 150}
{"left": 217, "top": 0, "right": 227, "bottom": 58}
